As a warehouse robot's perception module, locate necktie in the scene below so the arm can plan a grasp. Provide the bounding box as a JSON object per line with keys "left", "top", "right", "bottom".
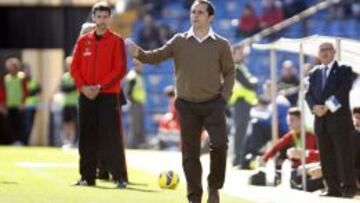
{"left": 322, "top": 66, "right": 328, "bottom": 90}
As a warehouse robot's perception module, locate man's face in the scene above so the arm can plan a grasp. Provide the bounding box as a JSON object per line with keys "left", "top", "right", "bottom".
{"left": 190, "top": 3, "right": 213, "bottom": 28}
{"left": 318, "top": 43, "right": 335, "bottom": 65}
{"left": 5, "top": 58, "right": 20, "bottom": 75}
{"left": 282, "top": 65, "right": 294, "bottom": 78}
{"left": 354, "top": 113, "right": 360, "bottom": 128}
{"left": 92, "top": 10, "right": 111, "bottom": 31}
{"left": 287, "top": 114, "right": 301, "bottom": 132}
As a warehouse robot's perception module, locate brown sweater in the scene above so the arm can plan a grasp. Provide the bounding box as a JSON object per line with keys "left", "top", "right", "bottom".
{"left": 137, "top": 32, "right": 235, "bottom": 103}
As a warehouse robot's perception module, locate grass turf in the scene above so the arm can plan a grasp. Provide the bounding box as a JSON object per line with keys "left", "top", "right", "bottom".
{"left": 0, "top": 147, "right": 249, "bottom": 203}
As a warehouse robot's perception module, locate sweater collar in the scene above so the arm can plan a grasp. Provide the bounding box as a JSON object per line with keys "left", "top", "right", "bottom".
{"left": 186, "top": 27, "right": 216, "bottom": 43}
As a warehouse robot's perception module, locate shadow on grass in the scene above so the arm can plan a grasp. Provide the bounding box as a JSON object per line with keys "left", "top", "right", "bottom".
{"left": 126, "top": 186, "right": 160, "bottom": 193}
{"left": 0, "top": 181, "right": 18, "bottom": 185}
{"left": 128, "top": 181, "right": 148, "bottom": 187}
{"left": 94, "top": 185, "right": 160, "bottom": 193}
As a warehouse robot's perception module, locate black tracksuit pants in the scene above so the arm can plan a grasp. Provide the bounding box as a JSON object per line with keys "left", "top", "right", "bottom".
{"left": 78, "top": 93, "right": 128, "bottom": 183}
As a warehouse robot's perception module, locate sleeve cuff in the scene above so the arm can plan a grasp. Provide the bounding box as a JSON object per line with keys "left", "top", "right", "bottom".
{"left": 221, "top": 92, "right": 230, "bottom": 102}
{"left": 136, "top": 49, "right": 145, "bottom": 61}
{"left": 325, "top": 95, "right": 342, "bottom": 113}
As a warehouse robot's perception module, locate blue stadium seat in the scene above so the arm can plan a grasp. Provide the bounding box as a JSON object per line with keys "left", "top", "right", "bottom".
{"left": 145, "top": 73, "right": 174, "bottom": 92}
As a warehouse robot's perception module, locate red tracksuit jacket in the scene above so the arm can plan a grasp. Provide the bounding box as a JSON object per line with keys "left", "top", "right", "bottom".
{"left": 263, "top": 131, "right": 319, "bottom": 168}
{"left": 70, "top": 29, "right": 127, "bottom": 93}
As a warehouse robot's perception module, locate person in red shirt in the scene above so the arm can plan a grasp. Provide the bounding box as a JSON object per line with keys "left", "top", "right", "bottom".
{"left": 71, "top": 2, "right": 128, "bottom": 188}
{"left": 262, "top": 107, "right": 319, "bottom": 168}
{"left": 259, "top": 0, "right": 284, "bottom": 29}
{"left": 153, "top": 85, "right": 181, "bottom": 149}
{"left": 237, "top": 3, "right": 259, "bottom": 37}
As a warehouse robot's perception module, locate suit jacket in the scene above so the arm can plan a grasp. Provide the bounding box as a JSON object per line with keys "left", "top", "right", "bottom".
{"left": 305, "top": 61, "right": 355, "bottom": 135}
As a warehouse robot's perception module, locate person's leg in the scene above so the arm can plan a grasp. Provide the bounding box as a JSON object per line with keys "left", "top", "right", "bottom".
{"left": 72, "top": 106, "right": 79, "bottom": 146}
{"left": 128, "top": 102, "right": 145, "bottom": 148}
{"left": 78, "top": 95, "right": 97, "bottom": 184}
{"left": 233, "top": 99, "right": 251, "bottom": 166}
{"left": 316, "top": 132, "right": 341, "bottom": 194}
{"left": 16, "top": 108, "right": 24, "bottom": 144}
{"left": 137, "top": 102, "right": 145, "bottom": 146}
{"left": 330, "top": 129, "right": 356, "bottom": 195}
{"left": 202, "top": 97, "right": 228, "bottom": 190}
{"left": 26, "top": 108, "right": 36, "bottom": 144}
{"left": 97, "top": 94, "right": 128, "bottom": 184}
{"left": 175, "top": 98, "right": 203, "bottom": 202}
{"left": 22, "top": 107, "right": 36, "bottom": 145}
{"left": 241, "top": 119, "right": 271, "bottom": 168}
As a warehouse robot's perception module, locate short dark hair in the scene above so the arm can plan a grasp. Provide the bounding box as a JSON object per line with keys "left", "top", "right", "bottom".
{"left": 288, "top": 107, "right": 301, "bottom": 117}
{"left": 92, "top": 1, "right": 111, "bottom": 16}
{"left": 193, "top": 0, "right": 215, "bottom": 16}
{"left": 353, "top": 107, "right": 360, "bottom": 114}
{"left": 5, "top": 54, "right": 20, "bottom": 61}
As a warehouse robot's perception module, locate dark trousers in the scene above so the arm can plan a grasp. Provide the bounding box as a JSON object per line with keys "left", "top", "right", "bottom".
{"left": 233, "top": 99, "right": 251, "bottom": 166}
{"left": 7, "top": 107, "right": 24, "bottom": 144}
{"left": 316, "top": 123, "right": 356, "bottom": 193}
{"left": 23, "top": 107, "right": 37, "bottom": 145}
{"left": 175, "top": 96, "right": 228, "bottom": 202}
{"left": 128, "top": 101, "right": 145, "bottom": 148}
{"left": 78, "top": 94, "right": 128, "bottom": 183}
{"left": 241, "top": 119, "right": 271, "bottom": 168}
{"left": 0, "top": 112, "right": 10, "bottom": 144}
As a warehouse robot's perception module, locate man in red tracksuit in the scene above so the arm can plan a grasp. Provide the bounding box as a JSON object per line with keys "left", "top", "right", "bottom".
{"left": 70, "top": 1, "right": 128, "bottom": 188}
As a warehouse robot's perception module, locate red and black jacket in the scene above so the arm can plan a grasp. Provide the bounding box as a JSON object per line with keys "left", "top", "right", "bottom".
{"left": 70, "top": 29, "right": 127, "bottom": 93}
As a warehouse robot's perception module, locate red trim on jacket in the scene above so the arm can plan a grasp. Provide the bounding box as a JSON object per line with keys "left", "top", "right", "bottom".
{"left": 21, "top": 76, "right": 28, "bottom": 104}
{"left": 70, "top": 29, "right": 127, "bottom": 93}
{"left": 0, "top": 77, "right": 5, "bottom": 106}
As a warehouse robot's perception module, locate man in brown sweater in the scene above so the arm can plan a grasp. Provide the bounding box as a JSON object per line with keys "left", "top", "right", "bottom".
{"left": 128, "top": 1, "right": 234, "bottom": 203}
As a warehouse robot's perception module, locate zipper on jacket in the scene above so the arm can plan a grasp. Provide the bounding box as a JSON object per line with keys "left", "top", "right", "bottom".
{"left": 93, "top": 42, "right": 98, "bottom": 85}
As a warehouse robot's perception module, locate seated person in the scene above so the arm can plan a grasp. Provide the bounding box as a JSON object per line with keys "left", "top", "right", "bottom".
{"left": 153, "top": 85, "right": 180, "bottom": 150}
{"left": 240, "top": 90, "right": 290, "bottom": 169}
{"left": 262, "top": 107, "right": 319, "bottom": 168}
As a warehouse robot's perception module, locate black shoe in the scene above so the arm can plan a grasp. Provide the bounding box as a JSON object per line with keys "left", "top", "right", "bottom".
{"left": 342, "top": 190, "right": 356, "bottom": 198}
{"left": 319, "top": 191, "right": 342, "bottom": 197}
{"left": 116, "top": 179, "right": 127, "bottom": 189}
{"left": 290, "top": 180, "right": 302, "bottom": 190}
{"left": 207, "top": 188, "right": 219, "bottom": 203}
{"left": 72, "top": 179, "right": 95, "bottom": 186}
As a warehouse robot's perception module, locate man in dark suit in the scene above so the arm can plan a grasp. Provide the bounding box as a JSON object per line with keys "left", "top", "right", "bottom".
{"left": 305, "top": 42, "right": 357, "bottom": 198}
